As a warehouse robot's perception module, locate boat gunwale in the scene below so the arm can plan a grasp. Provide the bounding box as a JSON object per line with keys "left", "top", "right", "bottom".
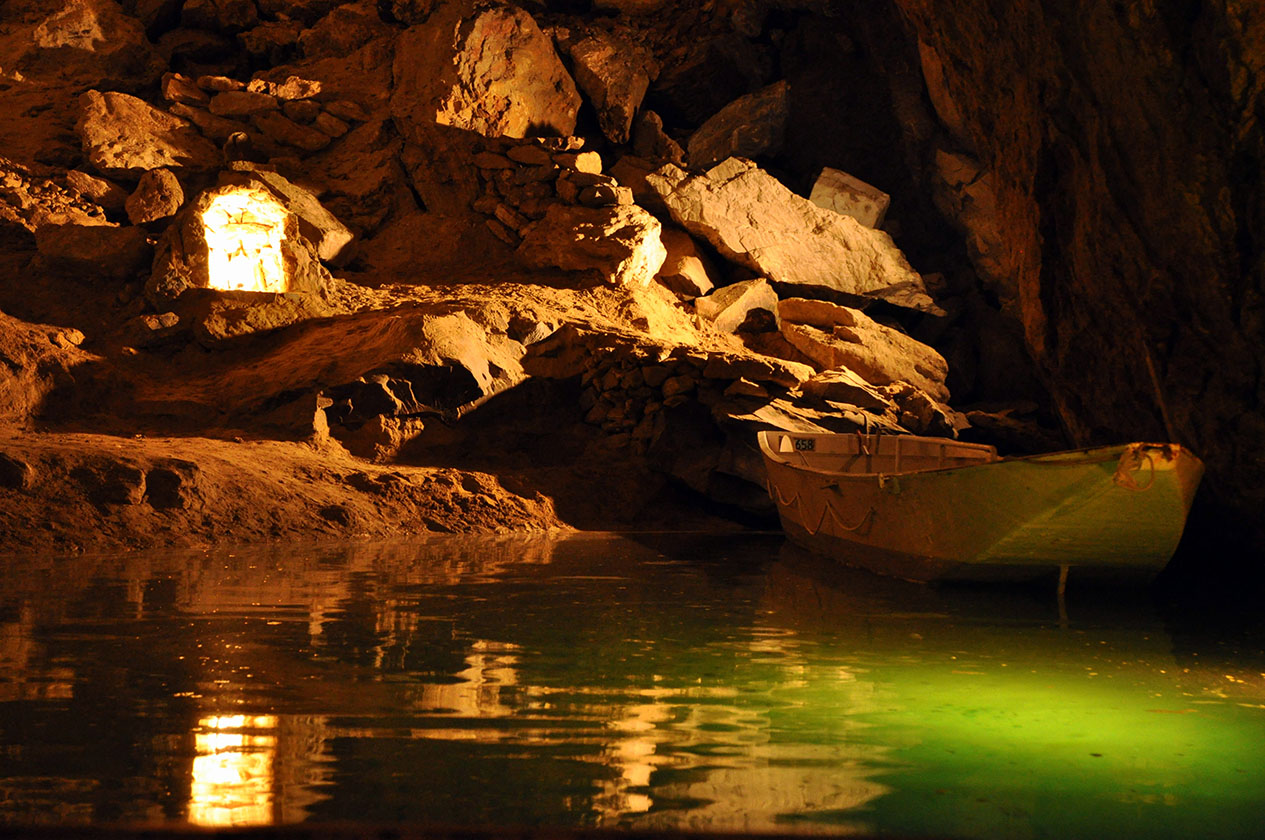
{"left": 757, "top": 432, "right": 1199, "bottom": 481}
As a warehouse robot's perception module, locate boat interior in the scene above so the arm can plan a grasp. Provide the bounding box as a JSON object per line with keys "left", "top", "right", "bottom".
{"left": 762, "top": 432, "right": 999, "bottom": 476}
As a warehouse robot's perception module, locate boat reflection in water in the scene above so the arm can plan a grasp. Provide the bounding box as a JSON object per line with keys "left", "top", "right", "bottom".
{"left": 0, "top": 534, "right": 1263, "bottom": 838}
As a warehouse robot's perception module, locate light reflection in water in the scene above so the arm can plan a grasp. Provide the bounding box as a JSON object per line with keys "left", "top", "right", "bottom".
{"left": 189, "top": 715, "right": 277, "bottom": 827}
{"left": 0, "top": 535, "right": 1262, "bottom": 838}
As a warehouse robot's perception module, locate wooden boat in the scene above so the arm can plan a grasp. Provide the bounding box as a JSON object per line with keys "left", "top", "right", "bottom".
{"left": 757, "top": 431, "right": 1205, "bottom": 583}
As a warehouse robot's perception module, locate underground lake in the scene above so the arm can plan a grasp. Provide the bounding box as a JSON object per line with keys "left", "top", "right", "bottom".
{"left": 0, "top": 532, "right": 1262, "bottom": 838}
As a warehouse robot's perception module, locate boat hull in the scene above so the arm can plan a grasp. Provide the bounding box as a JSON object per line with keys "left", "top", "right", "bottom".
{"left": 760, "top": 434, "right": 1205, "bottom": 583}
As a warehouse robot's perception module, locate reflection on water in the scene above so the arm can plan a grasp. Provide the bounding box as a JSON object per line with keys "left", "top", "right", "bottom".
{"left": 0, "top": 534, "right": 1263, "bottom": 837}
{"left": 190, "top": 715, "right": 277, "bottom": 827}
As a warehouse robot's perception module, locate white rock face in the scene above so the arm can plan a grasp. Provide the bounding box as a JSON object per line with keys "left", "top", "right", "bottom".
{"left": 76, "top": 90, "right": 221, "bottom": 180}
{"left": 647, "top": 158, "right": 939, "bottom": 313}
{"left": 809, "top": 167, "right": 890, "bottom": 229}
{"left": 779, "top": 296, "right": 950, "bottom": 401}
{"left": 390, "top": 1, "right": 581, "bottom": 141}
{"left": 516, "top": 204, "right": 667, "bottom": 287}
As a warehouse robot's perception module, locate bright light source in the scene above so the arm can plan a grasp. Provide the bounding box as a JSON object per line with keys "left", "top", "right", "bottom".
{"left": 202, "top": 188, "right": 289, "bottom": 293}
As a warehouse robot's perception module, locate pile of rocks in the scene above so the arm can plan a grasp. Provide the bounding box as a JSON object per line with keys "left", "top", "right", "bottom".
{"left": 160, "top": 71, "right": 368, "bottom": 159}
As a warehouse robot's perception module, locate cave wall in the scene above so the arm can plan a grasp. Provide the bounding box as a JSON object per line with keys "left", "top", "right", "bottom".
{"left": 876, "top": 0, "right": 1265, "bottom": 543}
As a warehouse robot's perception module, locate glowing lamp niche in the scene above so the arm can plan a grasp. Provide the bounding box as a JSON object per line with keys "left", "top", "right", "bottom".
{"left": 202, "top": 189, "right": 289, "bottom": 293}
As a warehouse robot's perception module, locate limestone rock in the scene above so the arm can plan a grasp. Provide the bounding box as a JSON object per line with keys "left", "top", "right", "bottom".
{"left": 168, "top": 102, "right": 252, "bottom": 142}
{"left": 298, "top": 0, "right": 393, "bottom": 59}
{"left": 564, "top": 29, "right": 657, "bottom": 145}
{"left": 76, "top": 90, "right": 221, "bottom": 180}
{"left": 695, "top": 278, "right": 779, "bottom": 334}
{"left": 252, "top": 111, "right": 332, "bottom": 152}
{"left": 780, "top": 301, "right": 950, "bottom": 401}
{"left": 655, "top": 227, "right": 715, "bottom": 299}
{"left": 631, "top": 111, "right": 685, "bottom": 166}
{"left": 809, "top": 167, "right": 890, "bottom": 229}
{"left": 62, "top": 170, "right": 128, "bottom": 214}
{"left": 238, "top": 19, "right": 303, "bottom": 64}
{"left": 255, "top": 36, "right": 395, "bottom": 120}
{"left": 161, "top": 73, "right": 210, "bottom": 106}
{"left": 390, "top": 1, "right": 581, "bottom": 142}
{"left": 516, "top": 204, "right": 666, "bottom": 287}
{"left": 647, "top": 158, "right": 939, "bottom": 313}
{"left": 800, "top": 369, "right": 895, "bottom": 412}
{"left": 210, "top": 90, "right": 280, "bottom": 117}
{"left": 687, "top": 80, "right": 788, "bottom": 169}
{"left": 35, "top": 224, "right": 153, "bottom": 281}
{"left": 2, "top": 158, "right": 112, "bottom": 232}
{"left": 125, "top": 168, "right": 185, "bottom": 225}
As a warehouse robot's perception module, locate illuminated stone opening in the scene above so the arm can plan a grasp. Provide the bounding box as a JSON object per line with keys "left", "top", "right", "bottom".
{"left": 202, "top": 188, "right": 289, "bottom": 293}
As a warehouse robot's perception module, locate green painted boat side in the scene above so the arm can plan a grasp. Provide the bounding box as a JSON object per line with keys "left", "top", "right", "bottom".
{"left": 758, "top": 432, "right": 1205, "bottom": 582}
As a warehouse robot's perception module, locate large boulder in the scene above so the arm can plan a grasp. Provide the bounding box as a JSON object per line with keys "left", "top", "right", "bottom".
{"left": 647, "top": 158, "right": 939, "bottom": 313}
{"left": 686, "top": 80, "right": 789, "bottom": 169}
{"left": 390, "top": 1, "right": 581, "bottom": 141}
{"left": 563, "top": 28, "right": 657, "bottom": 145}
{"left": 778, "top": 297, "right": 949, "bottom": 401}
{"left": 76, "top": 90, "right": 222, "bottom": 181}
{"left": 516, "top": 204, "right": 667, "bottom": 287}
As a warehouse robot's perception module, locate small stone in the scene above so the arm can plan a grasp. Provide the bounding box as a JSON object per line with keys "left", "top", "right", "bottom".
{"left": 724, "top": 378, "right": 769, "bottom": 398}
{"left": 162, "top": 73, "right": 210, "bottom": 106}
{"left": 273, "top": 75, "right": 323, "bottom": 101}
{"left": 554, "top": 151, "right": 603, "bottom": 174}
{"left": 324, "top": 100, "right": 369, "bottom": 122}
{"left": 507, "top": 145, "right": 555, "bottom": 166}
{"left": 252, "top": 111, "right": 331, "bottom": 152}
{"left": 642, "top": 365, "right": 671, "bottom": 388}
{"left": 579, "top": 184, "right": 622, "bottom": 207}
{"left": 63, "top": 170, "right": 128, "bottom": 213}
{"left": 282, "top": 99, "right": 322, "bottom": 123}
{"left": 313, "top": 112, "right": 350, "bottom": 138}
{"left": 473, "top": 152, "right": 516, "bottom": 170}
{"left": 53, "top": 329, "right": 86, "bottom": 348}
{"left": 485, "top": 218, "right": 519, "bottom": 244}
{"left": 168, "top": 102, "right": 252, "bottom": 141}
{"left": 209, "top": 90, "right": 279, "bottom": 117}
{"left": 197, "top": 75, "right": 245, "bottom": 92}
{"left": 662, "top": 375, "right": 696, "bottom": 398}
{"left": 125, "top": 168, "right": 184, "bottom": 225}
{"left": 514, "top": 165, "right": 560, "bottom": 185}
{"left": 472, "top": 195, "right": 499, "bottom": 214}
{"left": 494, "top": 203, "right": 529, "bottom": 233}
{"left": 0, "top": 453, "right": 35, "bottom": 490}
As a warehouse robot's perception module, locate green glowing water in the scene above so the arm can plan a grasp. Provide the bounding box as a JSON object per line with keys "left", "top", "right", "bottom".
{"left": 0, "top": 533, "right": 1261, "bottom": 837}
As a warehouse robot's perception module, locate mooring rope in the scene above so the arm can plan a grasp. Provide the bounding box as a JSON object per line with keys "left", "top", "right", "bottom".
{"left": 767, "top": 477, "right": 876, "bottom": 536}
{"left": 1113, "top": 450, "right": 1157, "bottom": 492}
